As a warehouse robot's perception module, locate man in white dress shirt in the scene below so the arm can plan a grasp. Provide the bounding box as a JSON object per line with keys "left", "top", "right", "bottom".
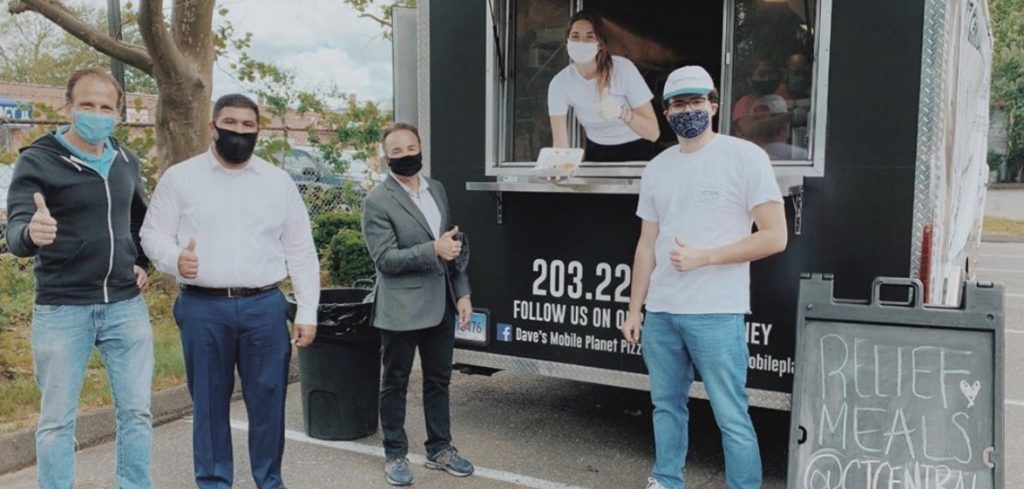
{"left": 140, "top": 94, "right": 320, "bottom": 489}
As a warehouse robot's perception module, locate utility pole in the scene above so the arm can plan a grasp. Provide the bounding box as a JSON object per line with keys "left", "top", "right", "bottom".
{"left": 107, "top": 0, "right": 126, "bottom": 119}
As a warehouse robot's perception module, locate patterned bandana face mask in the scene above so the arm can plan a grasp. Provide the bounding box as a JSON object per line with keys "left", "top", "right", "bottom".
{"left": 668, "top": 109, "right": 711, "bottom": 139}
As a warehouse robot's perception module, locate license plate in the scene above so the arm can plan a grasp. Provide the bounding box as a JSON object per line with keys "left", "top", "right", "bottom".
{"left": 455, "top": 310, "right": 489, "bottom": 346}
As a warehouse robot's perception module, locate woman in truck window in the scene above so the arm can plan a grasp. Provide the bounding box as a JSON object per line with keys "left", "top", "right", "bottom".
{"left": 547, "top": 10, "right": 660, "bottom": 162}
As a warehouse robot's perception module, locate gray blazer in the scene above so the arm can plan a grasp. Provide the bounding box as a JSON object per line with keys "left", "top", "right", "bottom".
{"left": 361, "top": 175, "right": 471, "bottom": 331}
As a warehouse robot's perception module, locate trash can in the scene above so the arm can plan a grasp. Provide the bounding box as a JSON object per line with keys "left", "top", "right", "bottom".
{"left": 287, "top": 288, "right": 380, "bottom": 440}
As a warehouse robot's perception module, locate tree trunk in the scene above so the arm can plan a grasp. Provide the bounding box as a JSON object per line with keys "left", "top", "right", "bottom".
{"left": 154, "top": 77, "right": 212, "bottom": 171}
{"left": 140, "top": 0, "right": 216, "bottom": 172}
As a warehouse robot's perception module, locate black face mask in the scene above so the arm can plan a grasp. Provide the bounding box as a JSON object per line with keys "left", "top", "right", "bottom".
{"left": 388, "top": 153, "right": 423, "bottom": 176}
{"left": 751, "top": 78, "right": 780, "bottom": 95}
{"left": 214, "top": 127, "right": 258, "bottom": 164}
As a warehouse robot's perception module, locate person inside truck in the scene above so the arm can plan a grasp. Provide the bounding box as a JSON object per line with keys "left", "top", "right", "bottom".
{"left": 732, "top": 58, "right": 793, "bottom": 139}
{"left": 784, "top": 53, "right": 812, "bottom": 101}
{"left": 547, "top": 10, "right": 660, "bottom": 162}
{"left": 743, "top": 94, "right": 809, "bottom": 160}
{"left": 622, "top": 65, "right": 787, "bottom": 489}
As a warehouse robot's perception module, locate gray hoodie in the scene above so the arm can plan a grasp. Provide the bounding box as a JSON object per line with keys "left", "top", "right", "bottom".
{"left": 5, "top": 132, "right": 150, "bottom": 305}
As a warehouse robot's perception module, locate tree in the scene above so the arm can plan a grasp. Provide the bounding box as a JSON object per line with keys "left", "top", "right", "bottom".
{"left": 0, "top": 4, "right": 155, "bottom": 94}
{"left": 342, "top": 0, "right": 416, "bottom": 38}
{"left": 237, "top": 59, "right": 392, "bottom": 211}
{"left": 991, "top": 0, "right": 1024, "bottom": 181}
{"left": 8, "top": 0, "right": 216, "bottom": 171}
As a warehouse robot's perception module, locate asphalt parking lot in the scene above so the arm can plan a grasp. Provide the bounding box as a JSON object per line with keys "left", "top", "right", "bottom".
{"left": 0, "top": 241, "right": 1020, "bottom": 489}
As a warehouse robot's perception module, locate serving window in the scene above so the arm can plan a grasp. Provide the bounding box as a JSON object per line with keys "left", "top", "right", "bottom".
{"left": 484, "top": 0, "right": 831, "bottom": 179}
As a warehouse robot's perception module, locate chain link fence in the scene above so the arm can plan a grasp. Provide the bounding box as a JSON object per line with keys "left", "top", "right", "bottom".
{"left": 0, "top": 178, "right": 371, "bottom": 278}
{"left": 0, "top": 115, "right": 375, "bottom": 255}
{"left": 0, "top": 188, "right": 362, "bottom": 255}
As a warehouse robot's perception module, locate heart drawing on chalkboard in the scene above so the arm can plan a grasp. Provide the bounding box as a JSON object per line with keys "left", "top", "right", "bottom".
{"left": 960, "top": 380, "right": 981, "bottom": 408}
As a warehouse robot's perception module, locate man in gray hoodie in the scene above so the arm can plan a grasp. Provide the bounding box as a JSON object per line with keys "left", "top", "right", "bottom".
{"left": 5, "top": 67, "right": 153, "bottom": 489}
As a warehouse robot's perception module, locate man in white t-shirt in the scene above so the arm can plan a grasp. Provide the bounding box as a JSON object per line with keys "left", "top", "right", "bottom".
{"left": 622, "top": 66, "right": 788, "bottom": 489}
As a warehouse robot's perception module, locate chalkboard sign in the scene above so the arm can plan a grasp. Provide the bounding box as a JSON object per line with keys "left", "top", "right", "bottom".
{"left": 788, "top": 275, "right": 1005, "bottom": 489}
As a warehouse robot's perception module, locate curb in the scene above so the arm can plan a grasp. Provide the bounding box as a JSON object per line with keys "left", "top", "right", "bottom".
{"left": 982, "top": 234, "right": 1024, "bottom": 244}
{"left": 0, "top": 384, "right": 193, "bottom": 476}
{"left": 0, "top": 358, "right": 301, "bottom": 476}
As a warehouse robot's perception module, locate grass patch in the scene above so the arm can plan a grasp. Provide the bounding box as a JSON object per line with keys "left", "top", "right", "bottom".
{"left": 983, "top": 217, "right": 1024, "bottom": 236}
{"left": 0, "top": 258, "right": 186, "bottom": 433}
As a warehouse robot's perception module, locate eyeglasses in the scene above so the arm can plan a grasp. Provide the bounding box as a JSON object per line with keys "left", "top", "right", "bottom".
{"left": 667, "top": 97, "right": 709, "bottom": 112}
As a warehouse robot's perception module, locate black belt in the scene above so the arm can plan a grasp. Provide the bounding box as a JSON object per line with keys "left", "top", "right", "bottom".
{"left": 182, "top": 282, "right": 280, "bottom": 298}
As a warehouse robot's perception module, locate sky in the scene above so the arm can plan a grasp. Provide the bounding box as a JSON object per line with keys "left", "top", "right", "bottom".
{"left": 80, "top": 0, "right": 395, "bottom": 107}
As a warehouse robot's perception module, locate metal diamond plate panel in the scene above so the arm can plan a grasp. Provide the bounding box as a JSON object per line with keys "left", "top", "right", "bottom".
{"left": 912, "top": 0, "right": 951, "bottom": 282}
{"left": 418, "top": 0, "right": 432, "bottom": 174}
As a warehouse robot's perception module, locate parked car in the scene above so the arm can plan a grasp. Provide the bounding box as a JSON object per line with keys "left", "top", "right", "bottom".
{"left": 281, "top": 145, "right": 383, "bottom": 193}
{"left": 280, "top": 146, "right": 344, "bottom": 188}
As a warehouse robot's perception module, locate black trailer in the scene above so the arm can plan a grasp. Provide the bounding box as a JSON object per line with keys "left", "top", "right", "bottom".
{"left": 392, "top": 0, "right": 992, "bottom": 409}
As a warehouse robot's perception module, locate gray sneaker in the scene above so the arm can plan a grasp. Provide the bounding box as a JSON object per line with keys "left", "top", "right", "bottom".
{"left": 385, "top": 457, "right": 414, "bottom": 486}
{"left": 425, "top": 446, "right": 474, "bottom": 477}
{"left": 645, "top": 477, "right": 669, "bottom": 489}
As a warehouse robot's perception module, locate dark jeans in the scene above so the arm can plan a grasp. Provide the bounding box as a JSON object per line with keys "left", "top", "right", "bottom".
{"left": 174, "top": 288, "right": 292, "bottom": 489}
{"left": 584, "top": 138, "right": 657, "bottom": 162}
{"left": 379, "top": 302, "right": 456, "bottom": 459}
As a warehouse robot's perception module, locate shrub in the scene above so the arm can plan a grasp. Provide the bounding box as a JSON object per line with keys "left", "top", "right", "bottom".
{"left": 325, "top": 229, "right": 375, "bottom": 286}
{"left": 312, "top": 211, "right": 361, "bottom": 252}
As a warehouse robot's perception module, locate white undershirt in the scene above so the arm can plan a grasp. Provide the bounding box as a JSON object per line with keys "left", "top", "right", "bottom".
{"left": 391, "top": 172, "right": 442, "bottom": 239}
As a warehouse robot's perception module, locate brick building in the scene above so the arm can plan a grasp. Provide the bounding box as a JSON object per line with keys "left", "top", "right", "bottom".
{"left": 0, "top": 81, "right": 340, "bottom": 158}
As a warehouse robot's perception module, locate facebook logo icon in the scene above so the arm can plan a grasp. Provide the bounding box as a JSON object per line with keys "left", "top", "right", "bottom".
{"left": 497, "top": 323, "right": 514, "bottom": 343}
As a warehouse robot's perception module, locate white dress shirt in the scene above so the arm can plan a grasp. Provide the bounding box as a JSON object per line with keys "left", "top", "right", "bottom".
{"left": 141, "top": 150, "right": 321, "bottom": 324}
{"left": 391, "top": 172, "right": 442, "bottom": 238}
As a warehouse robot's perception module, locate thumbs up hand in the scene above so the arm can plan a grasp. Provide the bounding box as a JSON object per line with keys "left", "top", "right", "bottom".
{"left": 669, "top": 236, "right": 711, "bottom": 272}
{"left": 434, "top": 225, "right": 463, "bottom": 262}
{"left": 178, "top": 238, "right": 199, "bottom": 279}
{"left": 28, "top": 192, "right": 58, "bottom": 247}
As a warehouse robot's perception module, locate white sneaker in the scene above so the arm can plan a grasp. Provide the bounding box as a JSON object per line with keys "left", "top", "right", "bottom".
{"left": 645, "top": 477, "right": 669, "bottom": 489}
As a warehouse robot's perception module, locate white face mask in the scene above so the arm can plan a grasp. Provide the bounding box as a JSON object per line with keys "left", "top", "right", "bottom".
{"left": 567, "top": 41, "right": 600, "bottom": 65}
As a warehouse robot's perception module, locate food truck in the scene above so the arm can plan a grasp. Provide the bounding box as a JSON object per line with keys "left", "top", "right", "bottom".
{"left": 391, "top": 0, "right": 992, "bottom": 409}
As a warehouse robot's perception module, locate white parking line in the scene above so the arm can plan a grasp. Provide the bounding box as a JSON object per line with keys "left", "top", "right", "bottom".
{"left": 1007, "top": 399, "right": 1024, "bottom": 408}
{"left": 1007, "top": 293, "right": 1024, "bottom": 298}
{"left": 229, "top": 419, "right": 593, "bottom": 489}
{"left": 976, "top": 268, "right": 1024, "bottom": 274}
{"left": 980, "top": 254, "right": 1024, "bottom": 258}
{"left": 1007, "top": 329, "right": 1024, "bottom": 335}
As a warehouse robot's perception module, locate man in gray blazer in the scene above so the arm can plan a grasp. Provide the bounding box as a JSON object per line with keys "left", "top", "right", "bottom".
{"left": 361, "top": 122, "right": 474, "bottom": 487}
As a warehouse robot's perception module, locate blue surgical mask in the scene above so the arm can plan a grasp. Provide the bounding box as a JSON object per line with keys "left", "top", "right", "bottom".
{"left": 668, "top": 110, "right": 711, "bottom": 139}
{"left": 72, "top": 111, "right": 116, "bottom": 145}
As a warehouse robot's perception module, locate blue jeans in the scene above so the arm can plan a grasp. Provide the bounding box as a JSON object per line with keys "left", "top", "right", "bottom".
{"left": 31, "top": 294, "right": 154, "bottom": 489}
{"left": 642, "top": 313, "right": 761, "bottom": 489}
{"left": 174, "top": 288, "right": 292, "bottom": 489}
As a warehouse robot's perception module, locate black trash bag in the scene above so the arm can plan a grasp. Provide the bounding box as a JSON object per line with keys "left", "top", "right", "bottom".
{"left": 287, "top": 288, "right": 375, "bottom": 343}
